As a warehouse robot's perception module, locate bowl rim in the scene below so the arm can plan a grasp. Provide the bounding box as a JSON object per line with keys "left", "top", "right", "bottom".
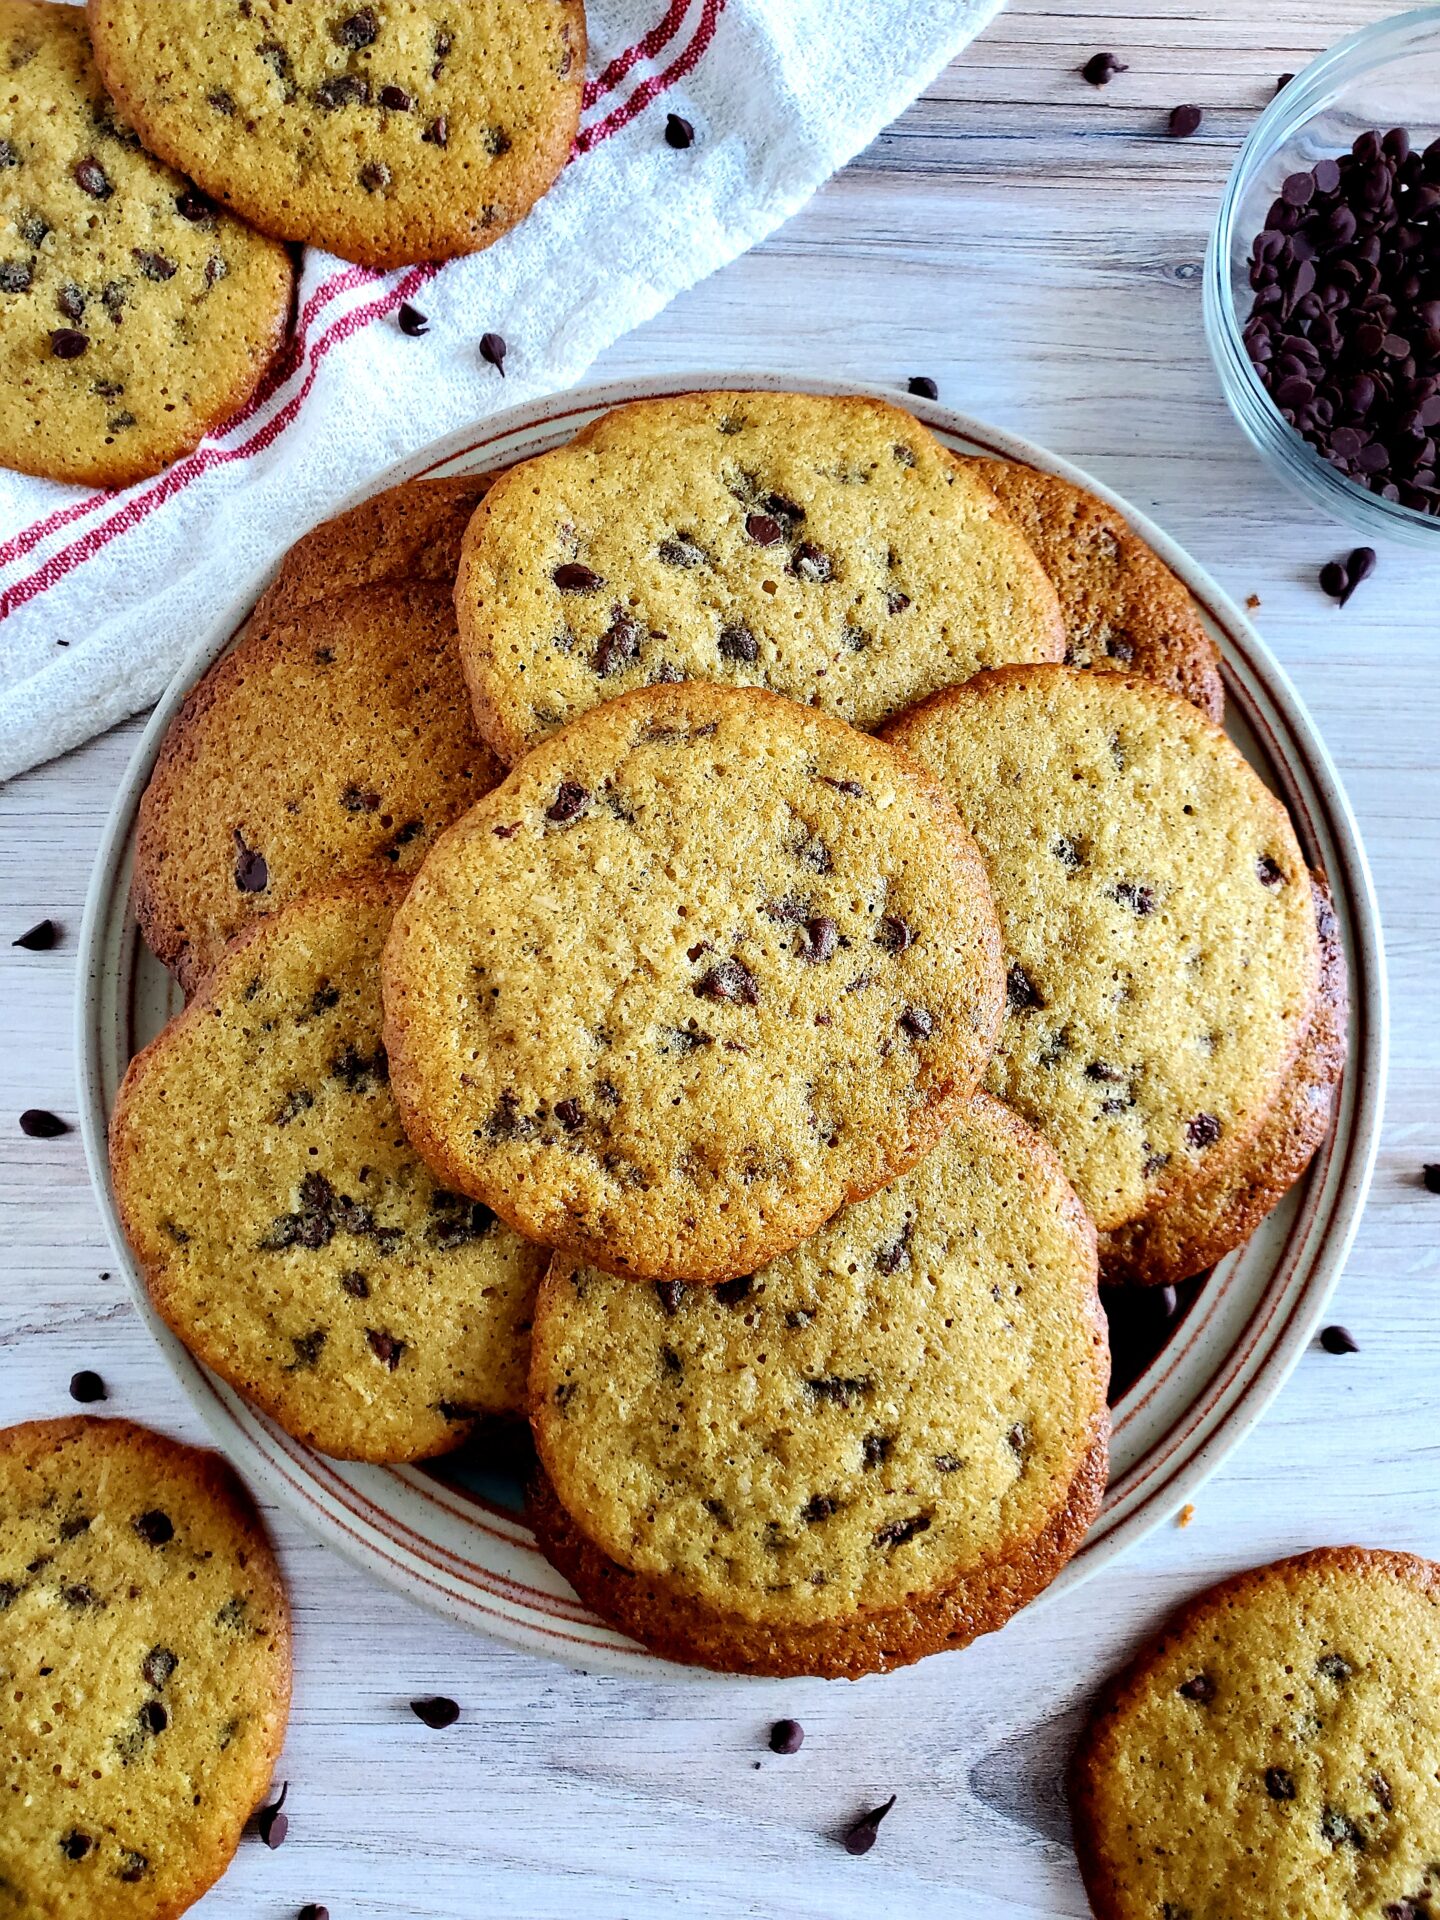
{"left": 1205, "top": 3, "right": 1440, "bottom": 544}
{"left": 74, "top": 371, "right": 1390, "bottom": 1678}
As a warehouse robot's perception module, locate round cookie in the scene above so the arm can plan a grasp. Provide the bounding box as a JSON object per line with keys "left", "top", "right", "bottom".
{"left": 134, "top": 574, "right": 504, "bottom": 994}
{"left": 1100, "top": 873, "right": 1347, "bottom": 1287}
{"left": 1071, "top": 1547, "right": 1440, "bottom": 1920}
{"left": 382, "top": 681, "right": 1007, "bottom": 1283}
{"left": 883, "top": 666, "right": 1320, "bottom": 1235}
{"left": 0, "top": 1416, "right": 290, "bottom": 1919}
{"left": 87, "top": 0, "right": 585, "bottom": 271}
{"left": 111, "top": 876, "right": 546, "bottom": 1460}
{"left": 249, "top": 471, "right": 496, "bottom": 629}
{"left": 453, "top": 389, "right": 1067, "bottom": 764}
{"left": 527, "top": 1094, "right": 1110, "bottom": 1678}
{"left": 0, "top": 0, "right": 293, "bottom": 488}
{"left": 965, "top": 458, "right": 1226, "bottom": 721}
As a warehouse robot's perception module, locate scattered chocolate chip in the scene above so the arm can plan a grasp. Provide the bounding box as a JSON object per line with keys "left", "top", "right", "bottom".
{"left": 554, "top": 562, "right": 603, "bottom": 592}
{"left": 55, "top": 283, "right": 85, "bottom": 321}
{"left": 796, "top": 916, "right": 839, "bottom": 964}
{"left": 233, "top": 828, "right": 268, "bottom": 892}
{"left": 745, "top": 511, "right": 783, "bottom": 546}
{"left": 138, "top": 1700, "right": 168, "bottom": 1735}
{"left": 175, "top": 187, "right": 213, "bottom": 222}
{"left": 1178, "top": 1672, "right": 1216, "bottom": 1702}
{"left": 257, "top": 1782, "right": 289, "bottom": 1848}
{"left": 358, "top": 160, "right": 392, "bottom": 192}
{"left": 1082, "top": 50, "right": 1128, "bottom": 85}
{"left": 1320, "top": 1805, "right": 1366, "bottom": 1850}
{"left": 20, "top": 1108, "right": 68, "bottom": 1137}
{"left": 1256, "top": 854, "right": 1286, "bottom": 887}
{"left": 132, "top": 249, "right": 176, "bottom": 281}
{"left": 769, "top": 1718, "right": 804, "bottom": 1754}
{"left": 718, "top": 622, "right": 759, "bottom": 663}
{"left": 72, "top": 156, "right": 110, "bottom": 198}
{"left": 366, "top": 1329, "right": 406, "bottom": 1371}
{"left": 554, "top": 1098, "right": 584, "bottom": 1133}
{"left": 805, "top": 1374, "right": 871, "bottom": 1407}
{"left": 714, "top": 1275, "right": 754, "bottom": 1306}
{"left": 422, "top": 114, "right": 449, "bottom": 146}
{"left": 1006, "top": 962, "right": 1044, "bottom": 1012}
{"left": 59, "top": 1829, "right": 93, "bottom": 1861}
{"left": 134, "top": 1509, "right": 174, "bottom": 1547}
{"left": 594, "top": 611, "right": 642, "bottom": 676}
{"left": 480, "top": 331, "right": 507, "bottom": 376}
{"left": 1168, "top": 104, "right": 1203, "bottom": 137}
{"left": 546, "top": 782, "right": 589, "bottom": 824}
{"left": 873, "top": 1514, "right": 930, "bottom": 1549}
{"left": 664, "top": 112, "right": 695, "bottom": 150}
{"left": 1338, "top": 546, "right": 1376, "bottom": 605}
{"left": 658, "top": 535, "right": 706, "bottom": 568}
{"left": 1319, "top": 1324, "right": 1359, "bottom": 1354}
{"left": 0, "top": 259, "right": 32, "bottom": 294}
{"left": 906, "top": 376, "right": 939, "bottom": 400}
{"left": 397, "top": 302, "right": 429, "bottom": 337}
{"left": 379, "top": 84, "right": 413, "bottom": 111}
{"left": 898, "top": 1007, "right": 934, "bottom": 1040}
{"left": 333, "top": 7, "right": 378, "bottom": 47}
{"left": 841, "top": 1794, "right": 897, "bottom": 1856}
{"left": 118, "top": 1850, "right": 149, "bottom": 1883}
{"left": 790, "top": 542, "right": 834, "bottom": 582}
{"left": 208, "top": 88, "right": 237, "bottom": 114}
{"left": 1186, "top": 1112, "right": 1222, "bottom": 1150}
{"left": 50, "top": 329, "right": 87, "bottom": 360}
{"left": 877, "top": 915, "right": 912, "bottom": 956}
{"left": 1112, "top": 880, "right": 1156, "bottom": 915}
{"left": 410, "top": 1696, "right": 460, "bottom": 1728}
{"left": 1317, "top": 1651, "right": 1353, "bottom": 1682}
{"left": 695, "top": 957, "right": 759, "bottom": 1005}
{"left": 68, "top": 1370, "right": 106, "bottom": 1403}
{"left": 1266, "top": 1766, "right": 1297, "bottom": 1800}
{"left": 142, "top": 1645, "right": 178, "bottom": 1689}
{"left": 1424, "top": 1164, "right": 1440, "bottom": 1194}
{"left": 655, "top": 1281, "right": 686, "bottom": 1314}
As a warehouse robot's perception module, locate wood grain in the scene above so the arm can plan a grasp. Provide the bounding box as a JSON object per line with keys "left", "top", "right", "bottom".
{"left": 2, "top": 4, "right": 1436, "bottom": 1914}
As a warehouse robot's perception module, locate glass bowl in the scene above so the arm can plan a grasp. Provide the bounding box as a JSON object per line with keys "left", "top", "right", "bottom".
{"left": 1205, "top": 7, "right": 1440, "bottom": 545}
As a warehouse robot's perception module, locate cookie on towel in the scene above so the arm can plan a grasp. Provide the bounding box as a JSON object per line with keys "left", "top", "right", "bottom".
{"left": 453, "top": 388, "right": 1066, "bottom": 763}
{"left": 1099, "top": 872, "right": 1347, "bottom": 1287}
{"left": 0, "top": 1415, "right": 289, "bottom": 1919}
{"left": 528, "top": 1093, "right": 1109, "bottom": 1678}
{"left": 111, "top": 876, "right": 546, "bottom": 1460}
{"left": 382, "top": 681, "right": 1006, "bottom": 1282}
{"left": 0, "top": 0, "right": 292, "bottom": 486}
{"left": 967, "top": 458, "right": 1226, "bottom": 720}
{"left": 87, "top": 0, "right": 585, "bottom": 270}
{"left": 883, "top": 666, "right": 1320, "bottom": 1236}
{"left": 134, "top": 574, "right": 503, "bottom": 994}
{"left": 1071, "top": 1548, "right": 1440, "bottom": 1920}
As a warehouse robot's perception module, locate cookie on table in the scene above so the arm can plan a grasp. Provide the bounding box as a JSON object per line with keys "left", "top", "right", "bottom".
{"left": 111, "top": 877, "right": 547, "bottom": 1460}
{"left": 966, "top": 458, "right": 1226, "bottom": 721}
{"left": 528, "top": 1093, "right": 1110, "bottom": 1678}
{"left": 453, "top": 388, "right": 1067, "bottom": 764}
{"left": 0, "top": 0, "right": 292, "bottom": 488}
{"left": 249, "top": 472, "right": 496, "bottom": 628}
{"left": 382, "top": 681, "right": 1006, "bottom": 1283}
{"left": 134, "top": 574, "right": 504, "bottom": 994}
{"left": 0, "top": 1416, "right": 289, "bottom": 1919}
{"left": 883, "top": 666, "right": 1320, "bottom": 1236}
{"left": 1071, "top": 1547, "right": 1440, "bottom": 1920}
{"left": 1100, "top": 872, "right": 1347, "bottom": 1287}
{"left": 86, "top": 0, "right": 585, "bottom": 271}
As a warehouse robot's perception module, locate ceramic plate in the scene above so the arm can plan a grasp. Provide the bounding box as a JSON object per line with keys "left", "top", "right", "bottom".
{"left": 76, "top": 374, "right": 1388, "bottom": 1678}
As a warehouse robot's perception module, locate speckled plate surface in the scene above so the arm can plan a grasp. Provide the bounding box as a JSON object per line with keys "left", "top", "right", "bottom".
{"left": 76, "top": 374, "right": 1387, "bottom": 1679}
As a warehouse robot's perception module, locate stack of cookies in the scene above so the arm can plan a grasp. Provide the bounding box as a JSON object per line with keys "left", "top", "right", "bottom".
{"left": 0, "top": 0, "right": 585, "bottom": 484}
{"left": 112, "top": 387, "right": 1347, "bottom": 1680}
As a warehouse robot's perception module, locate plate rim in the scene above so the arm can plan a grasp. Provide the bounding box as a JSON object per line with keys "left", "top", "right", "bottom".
{"left": 74, "top": 371, "right": 1389, "bottom": 1679}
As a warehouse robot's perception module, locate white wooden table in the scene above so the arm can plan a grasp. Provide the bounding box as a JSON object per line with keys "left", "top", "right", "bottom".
{"left": 3, "top": 3, "right": 1437, "bottom": 1913}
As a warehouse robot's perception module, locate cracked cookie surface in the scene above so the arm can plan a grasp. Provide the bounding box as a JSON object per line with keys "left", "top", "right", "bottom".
{"left": 454, "top": 389, "right": 1067, "bottom": 763}
{"left": 111, "top": 876, "right": 546, "bottom": 1458}
{"left": 528, "top": 1093, "right": 1109, "bottom": 1676}
{"left": 884, "top": 666, "right": 1320, "bottom": 1235}
{"left": 382, "top": 681, "right": 1006, "bottom": 1282}
{"left": 87, "top": 0, "right": 585, "bottom": 269}
{"left": 0, "top": 0, "right": 292, "bottom": 486}
{"left": 0, "top": 1416, "right": 289, "bottom": 1919}
{"left": 1071, "top": 1548, "right": 1440, "bottom": 1920}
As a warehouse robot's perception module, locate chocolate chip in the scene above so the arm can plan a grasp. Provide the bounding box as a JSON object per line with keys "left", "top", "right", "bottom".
{"left": 142, "top": 1645, "right": 179, "bottom": 1689}
{"left": 20, "top": 1109, "right": 68, "bottom": 1138}
{"left": 718, "top": 622, "right": 759, "bottom": 663}
{"left": 422, "top": 115, "right": 448, "bottom": 146}
{"left": 805, "top": 1375, "right": 871, "bottom": 1407}
{"left": 1112, "top": 881, "right": 1156, "bottom": 915}
{"left": 594, "top": 610, "right": 641, "bottom": 676}
{"left": 138, "top": 1700, "right": 168, "bottom": 1735}
{"left": 841, "top": 1794, "right": 897, "bottom": 1856}
{"left": 257, "top": 1782, "right": 289, "bottom": 1848}
{"left": 59, "top": 1830, "right": 93, "bottom": 1861}
{"left": 134, "top": 1508, "right": 174, "bottom": 1546}
{"left": 132, "top": 250, "right": 176, "bottom": 281}
{"left": 655, "top": 1280, "right": 686, "bottom": 1314}
{"left": 118, "top": 1850, "right": 149, "bottom": 1882}
{"left": 659, "top": 535, "right": 706, "bottom": 568}
{"left": 1424, "top": 1164, "right": 1440, "bottom": 1194}
{"left": 554, "top": 562, "right": 603, "bottom": 592}
{"left": 554, "top": 1098, "right": 584, "bottom": 1132}
{"left": 714, "top": 1274, "right": 754, "bottom": 1306}
{"left": 0, "top": 138, "right": 15, "bottom": 168}
{"left": 1178, "top": 1673, "right": 1216, "bottom": 1702}
{"left": 358, "top": 160, "right": 391, "bottom": 192}
{"left": 745, "top": 511, "right": 783, "bottom": 546}
{"left": 209, "top": 89, "right": 236, "bottom": 114}
{"left": 876, "top": 915, "right": 912, "bottom": 955}
{"left": 1266, "top": 1766, "right": 1297, "bottom": 1800}
{"left": 1256, "top": 854, "right": 1286, "bottom": 887}
{"left": 233, "top": 828, "right": 268, "bottom": 892}
{"left": 49, "top": 329, "right": 87, "bottom": 360}
{"left": 61, "top": 1584, "right": 99, "bottom": 1609}
{"left": 1320, "top": 1323, "right": 1359, "bottom": 1354}
{"left": 333, "top": 7, "right": 378, "bottom": 47}
{"left": 906, "top": 376, "right": 939, "bottom": 400}
{"left": 664, "top": 113, "right": 695, "bottom": 149}
{"left": 1082, "top": 51, "right": 1128, "bottom": 85}
{"left": 1338, "top": 546, "right": 1376, "bottom": 605}
{"left": 1320, "top": 1806, "right": 1366, "bottom": 1849}
{"left": 695, "top": 957, "right": 759, "bottom": 1005}
{"left": 769, "top": 1718, "right": 804, "bottom": 1754}
{"left": 73, "top": 156, "right": 110, "bottom": 198}
{"left": 410, "top": 1696, "right": 460, "bottom": 1728}
{"left": 0, "top": 260, "right": 31, "bottom": 293}
{"left": 898, "top": 1007, "right": 934, "bottom": 1040}
{"left": 1186, "top": 1112, "right": 1221, "bottom": 1150}
{"left": 873, "top": 1514, "right": 930, "bottom": 1549}
{"left": 885, "top": 588, "right": 911, "bottom": 615}
{"left": 796, "top": 916, "right": 839, "bottom": 964}
{"left": 68, "top": 1370, "right": 106, "bottom": 1403}
{"left": 802, "top": 1493, "right": 837, "bottom": 1524}
{"left": 1006, "top": 962, "right": 1044, "bottom": 1012}
{"left": 1168, "top": 104, "right": 1203, "bottom": 137}
{"left": 379, "top": 84, "right": 412, "bottom": 110}
{"left": 397, "top": 303, "right": 429, "bottom": 337}
{"left": 546, "top": 782, "right": 589, "bottom": 824}
{"left": 175, "top": 187, "right": 213, "bottom": 222}
{"left": 790, "top": 542, "right": 834, "bottom": 582}
{"left": 480, "top": 331, "right": 507, "bottom": 376}
{"left": 1317, "top": 1651, "right": 1353, "bottom": 1683}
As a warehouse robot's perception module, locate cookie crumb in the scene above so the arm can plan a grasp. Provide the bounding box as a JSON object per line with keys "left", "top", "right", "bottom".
{"left": 1176, "top": 1503, "right": 1195, "bottom": 1528}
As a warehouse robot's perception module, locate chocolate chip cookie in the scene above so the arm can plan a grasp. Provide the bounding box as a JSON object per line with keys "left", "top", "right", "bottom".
{"left": 884, "top": 666, "right": 1320, "bottom": 1235}
{"left": 382, "top": 682, "right": 1006, "bottom": 1283}
{"left": 0, "top": 1416, "right": 289, "bottom": 1918}
{"left": 966, "top": 458, "right": 1226, "bottom": 720}
{"left": 0, "top": 0, "right": 293, "bottom": 487}
{"left": 87, "top": 0, "right": 585, "bottom": 270}
{"left": 453, "top": 389, "right": 1066, "bottom": 763}
{"left": 111, "top": 877, "right": 546, "bottom": 1459}
{"left": 528, "top": 1093, "right": 1110, "bottom": 1678}
{"left": 134, "top": 572, "right": 503, "bottom": 994}
{"left": 1071, "top": 1548, "right": 1440, "bottom": 1920}
{"left": 1100, "top": 872, "right": 1347, "bottom": 1287}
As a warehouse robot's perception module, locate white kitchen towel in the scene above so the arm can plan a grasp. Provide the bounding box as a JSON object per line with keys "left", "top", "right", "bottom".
{"left": 0, "top": 0, "right": 1004, "bottom": 782}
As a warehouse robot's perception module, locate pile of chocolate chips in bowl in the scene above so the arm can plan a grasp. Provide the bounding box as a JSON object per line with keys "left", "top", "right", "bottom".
{"left": 1244, "top": 126, "right": 1440, "bottom": 513}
